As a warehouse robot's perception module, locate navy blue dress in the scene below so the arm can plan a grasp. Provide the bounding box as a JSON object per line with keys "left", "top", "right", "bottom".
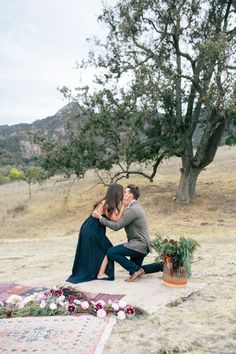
{"left": 66, "top": 215, "right": 114, "bottom": 283}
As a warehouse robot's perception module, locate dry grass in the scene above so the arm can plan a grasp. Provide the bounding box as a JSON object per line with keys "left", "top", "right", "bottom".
{"left": 0, "top": 146, "right": 235, "bottom": 241}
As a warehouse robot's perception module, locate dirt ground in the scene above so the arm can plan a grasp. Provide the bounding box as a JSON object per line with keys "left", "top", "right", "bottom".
{"left": 0, "top": 145, "right": 236, "bottom": 353}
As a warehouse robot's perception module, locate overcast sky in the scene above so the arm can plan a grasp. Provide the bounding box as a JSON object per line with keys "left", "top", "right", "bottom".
{"left": 0, "top": 0, "right": 111, "bottom": 126}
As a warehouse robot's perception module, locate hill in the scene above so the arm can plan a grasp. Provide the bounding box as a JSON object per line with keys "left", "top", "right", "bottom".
{"left": 0, "top": 102, "right": 80, "bottom": 166}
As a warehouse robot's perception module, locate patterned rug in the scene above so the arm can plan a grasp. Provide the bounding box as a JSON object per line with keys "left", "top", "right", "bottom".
{"left": 0, "top": 283, "right": 124, "bottom": 303}
{"left": 0, "top": 314, "right": 116, "bottom": 354}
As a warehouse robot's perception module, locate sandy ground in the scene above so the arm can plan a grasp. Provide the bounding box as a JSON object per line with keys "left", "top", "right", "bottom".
{"left": 0, "top": 146, "right": 236, "bottom": 353}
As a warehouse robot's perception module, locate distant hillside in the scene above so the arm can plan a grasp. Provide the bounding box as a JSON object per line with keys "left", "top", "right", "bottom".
{"left": 0, "top": 103, "right": 80, "bottom": 166}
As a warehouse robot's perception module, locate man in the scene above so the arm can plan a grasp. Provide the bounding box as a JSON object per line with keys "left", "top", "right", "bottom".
{"left": 92, "top": 184, "right": 151, "bottom": 282}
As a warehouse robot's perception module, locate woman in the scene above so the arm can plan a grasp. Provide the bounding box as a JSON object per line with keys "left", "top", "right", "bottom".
{"left": 66, "top": 183, "right": 124, "bottom": 284}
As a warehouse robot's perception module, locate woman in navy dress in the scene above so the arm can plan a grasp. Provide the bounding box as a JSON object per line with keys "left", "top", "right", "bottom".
{"left": 66, "top": 184, "right": 124, "bottom": 284}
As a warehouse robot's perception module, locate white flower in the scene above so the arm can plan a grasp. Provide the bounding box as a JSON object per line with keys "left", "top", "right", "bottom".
{"left": 97, "top": 308, "right": 106, "bottom": 318}
{"left": 49, "top": 302, "right": 57, "bottom": 310}
{"left": 118, "top": 300, "right": 127, "bottom": 309}
{"left": 39, "top": 300, "right": 46, "bottom": 309}
{"left": 0, "top": 301, "right": 4, "bottom": 306}
{"left": 56, "top": 295, "right": 65, "bottom": 303}
{"left": 6, "top": 295, "right": 22, "bottom": 304}
{"left": 22, "top": 295, "right": 35, "bottom": 304}
{"left": 117, "top": 310, "right": 126, "bottom": 321}
{"left": 112, "top": 303, "right": 119, "bottom": 311}
{"left": 74, "top": 299, "right": 81, "bottom": 305}
{"left": 33, "top": 292, "right": 44, "bottom": 300}
{"left": 16, "top": 301, "right": 25, "bottom": 309}
{"left": 95, "top": 300, "right": 105, "bottom": 307}
{"left": 81, "top": 301, "right": 89, "bottom": 310}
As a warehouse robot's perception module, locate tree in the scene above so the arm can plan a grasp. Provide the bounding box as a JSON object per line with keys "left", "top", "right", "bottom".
{"left": 21, "top": 167, "right": 46, "bottom": 199}
{"left": 41, "top": 0, "right": 236, "bottom": 202}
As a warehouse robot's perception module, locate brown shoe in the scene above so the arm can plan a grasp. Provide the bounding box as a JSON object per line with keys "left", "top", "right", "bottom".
{"left": 125, "top": 268, "right": 145, "bottom": 282}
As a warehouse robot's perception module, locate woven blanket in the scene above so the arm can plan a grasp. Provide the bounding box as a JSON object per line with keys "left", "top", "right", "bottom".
{"left": 0, "top": 315, "right": 116, "bottom": 354}
{"left": 0, "top": 283, "right": 124, "bottom": 303}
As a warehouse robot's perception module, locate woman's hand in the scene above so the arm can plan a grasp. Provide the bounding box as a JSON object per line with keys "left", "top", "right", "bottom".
{"left": 92, "top": 209, "right": 101, "bottom": 219}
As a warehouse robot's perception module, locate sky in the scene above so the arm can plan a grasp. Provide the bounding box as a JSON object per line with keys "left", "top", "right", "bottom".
{"left": 0, "top": 0, "right": 111, "bottom": 126}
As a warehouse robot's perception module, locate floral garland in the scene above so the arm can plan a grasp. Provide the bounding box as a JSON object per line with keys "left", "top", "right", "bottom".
{"left": 0, "top": 286, "right": 145, "bottom": 321}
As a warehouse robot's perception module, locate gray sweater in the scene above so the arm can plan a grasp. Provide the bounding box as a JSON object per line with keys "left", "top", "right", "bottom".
{"left": 100, "top": 201, "right": 151, "bottom": 255}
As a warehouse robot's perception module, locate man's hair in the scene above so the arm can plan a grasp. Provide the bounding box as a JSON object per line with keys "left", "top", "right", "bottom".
{"left": 127, "top": 184, "right": 140, "bottom": 200}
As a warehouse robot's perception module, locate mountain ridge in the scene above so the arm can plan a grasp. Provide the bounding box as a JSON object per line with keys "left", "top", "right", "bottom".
{"left": 0, "top": 102, "right": 80, "bottom": 166}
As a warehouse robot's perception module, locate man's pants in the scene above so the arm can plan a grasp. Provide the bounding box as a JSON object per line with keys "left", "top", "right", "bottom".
{"left": 107, "top": 244, "right": 146, "bottom": 274}
{"left": 142, "top": 262, "right": 163, "bottom": 274}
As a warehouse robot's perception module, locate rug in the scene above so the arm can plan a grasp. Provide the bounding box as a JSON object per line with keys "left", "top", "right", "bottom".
{"left": 0, "top": 283, "right": 124, "bottom": 303}
{"left": 0, "top": 314, "right": 116, "bottom": 354}
{"left": 0, "top": 283, "right": 48, "bottom": 302}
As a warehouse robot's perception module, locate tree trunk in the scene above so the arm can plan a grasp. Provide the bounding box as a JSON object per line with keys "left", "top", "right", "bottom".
{"left": 176, "top": 167, "right": 200, "bottom": 203}
{"left": 28, "top": 183, "right": 32, "bottom": 199}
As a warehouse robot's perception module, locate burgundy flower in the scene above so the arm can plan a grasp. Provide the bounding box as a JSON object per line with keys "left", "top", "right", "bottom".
{"left": 62, "top": 288, "right": 71, "bottom": 292}
{"left": 169, "top": 239, "right": 177, "bottom": 244}
{"left": 68, "top": 294, "right": 76, "bottom": 303}
{"left": 67, "top": 304, "right": 76, "bottom": 313}
{"left": 54, "top": 289, "right": 63, "bottom": 297}
{"left": 6, "top": 310, "right": 13, "bottom": 318}
{"left": 125, "top": 305, "right": 136, "bottom": 316}
{"left": 93, "top": 303, "right": 103, "bottom": 312}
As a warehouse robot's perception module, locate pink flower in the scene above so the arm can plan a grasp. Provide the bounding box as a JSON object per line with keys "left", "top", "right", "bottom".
{"left": 112, "top": 302, "right": 120, "bottom": 312}
{"left": 81, "top": 301, "right": 89, "bottom": 310}
{"left": 74, "top": 299, "right": 81, "bottom": 305}
{"left": 67, "top": 304, "right": 76, "bottom": 313}
{"left": 97, "top": 308, "right": 106, "bottom": 318}
{"left": 118, "top": 300, "right": 127, "bottom": 309}
{"left": 125, "top": 305, "right": 136, "bottom": 316}
{"left": 117, "top": 310, "right": 126, "bottom": 321}
{"left": 44, "top": 291, "right": 52, "bottom": 298}
{"left": 68, "top": 294, "right": 76, "bottom": 303}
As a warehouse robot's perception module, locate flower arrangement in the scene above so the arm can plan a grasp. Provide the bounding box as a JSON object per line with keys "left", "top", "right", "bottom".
{"left": 0, "top": 286, "right": 145, "bottom": 321}
{"left": 151, "top": 234, "right": 199, "bottom": 277}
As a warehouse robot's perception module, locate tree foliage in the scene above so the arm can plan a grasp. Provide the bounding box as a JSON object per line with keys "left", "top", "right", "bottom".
{"left": 39, "top": 0, "right": 236, "bottom": 201}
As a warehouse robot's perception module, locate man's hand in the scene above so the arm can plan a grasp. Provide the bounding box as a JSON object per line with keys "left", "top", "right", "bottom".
{"left": 92, "top": 209, "right": 101, "bottom": 219}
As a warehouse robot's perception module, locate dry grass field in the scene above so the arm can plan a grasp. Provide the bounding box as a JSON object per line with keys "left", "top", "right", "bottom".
{"left": 0, "top": 145, "right": 236, "bottom": 353}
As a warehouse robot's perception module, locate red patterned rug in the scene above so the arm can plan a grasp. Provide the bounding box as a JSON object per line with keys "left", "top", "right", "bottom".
{"left": 0, "top": 314, "right": 116, "bottom": 354}
{"left": 0, "top": 283, "right": 124, "bottom": 303}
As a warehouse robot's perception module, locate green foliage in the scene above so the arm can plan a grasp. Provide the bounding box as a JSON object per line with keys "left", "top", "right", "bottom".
{"left": 151, "top": 234, "right": 199, "bottom": 277}
{"left": 0, "top": 173, "right": 10, "bottom": 185}
{"left": 22, "top": 166, "right": 47, "bottom": 185}
{"left": 9, "top": 167, "right": 23, "bottom": 181}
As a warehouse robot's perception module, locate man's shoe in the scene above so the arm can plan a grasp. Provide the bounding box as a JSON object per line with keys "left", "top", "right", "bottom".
{"left": 125, "top": 268, "right": 145, "bottom": 282}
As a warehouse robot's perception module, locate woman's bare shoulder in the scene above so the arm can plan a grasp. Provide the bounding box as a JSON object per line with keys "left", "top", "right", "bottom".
{"left": 93, "top": 200, "right": 105, "bottom": 213}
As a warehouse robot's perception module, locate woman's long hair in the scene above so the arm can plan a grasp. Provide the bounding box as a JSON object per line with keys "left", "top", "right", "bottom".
{"left": 94, "top": 183, "right": 123, "bottom": 216}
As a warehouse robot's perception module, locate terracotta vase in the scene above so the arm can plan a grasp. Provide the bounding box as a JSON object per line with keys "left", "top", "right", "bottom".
{"left": 163, "top": 257, "right": 188, "bottom": 287}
